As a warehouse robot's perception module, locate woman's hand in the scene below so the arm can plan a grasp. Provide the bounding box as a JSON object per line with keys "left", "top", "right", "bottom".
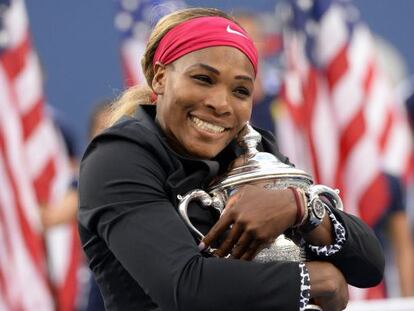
{"left": 306, "top": 261, "right": 349, "bottom": 311}
{"left": 202, "top": 184, "right": 297, "bottom": 260}
{"left": 40, "top": 189, "right": 78, "bottom": 230}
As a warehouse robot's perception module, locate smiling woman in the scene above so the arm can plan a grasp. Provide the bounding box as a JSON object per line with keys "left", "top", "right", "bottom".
{"left": 153, "top": 46, "right": 254, "bottom": 159}
{"left": 78, "top": 7, "right": 385, "bottom": 311}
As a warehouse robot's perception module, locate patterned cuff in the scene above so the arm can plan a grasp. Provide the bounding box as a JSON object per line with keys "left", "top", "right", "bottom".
{"left": 299, "top": 263, "right": 311, "bottom": 311}
{"left": 306, "top": 206, "right": 347, "bottom": 256}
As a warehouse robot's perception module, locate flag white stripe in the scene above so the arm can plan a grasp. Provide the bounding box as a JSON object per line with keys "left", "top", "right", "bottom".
{"left": 25, "top": 119, "right": 58, "bottom": 180}
{"left": 344, "top": 136, "right": 380, "bottom": 216}
{"left": 316, "top": 4, "right": 348, "bottom": 66}
{"left": 121, "top": 41, "right": 146, "bottom": 84}
{"left": 331, "top": 26, "right": 372, "bottom": 129}
{"left": 14, "top": 52, "right": 43, "bottom": 114}
{"left": 383, "top": 119, "right": 412, "bottom": 176}
{"left": 0, "top": 66, "right": 40, "bottom": 229}
{"left": 311, "top": 81, "right": 339, "bottom": 186}
{"left": 3, "top": 0, "right": 28, "bottom": 49}
{"left": 365, "top": 75, "right": 389, "bottom": 136}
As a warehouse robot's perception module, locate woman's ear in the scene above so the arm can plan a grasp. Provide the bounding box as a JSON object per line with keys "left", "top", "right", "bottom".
{"left": 152, "top": 62, "right": 166, "bottom": 95}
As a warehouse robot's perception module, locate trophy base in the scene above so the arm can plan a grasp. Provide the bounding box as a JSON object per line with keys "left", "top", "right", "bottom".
{"left": 254, "top": 234, "right": 306, "bottom": 263}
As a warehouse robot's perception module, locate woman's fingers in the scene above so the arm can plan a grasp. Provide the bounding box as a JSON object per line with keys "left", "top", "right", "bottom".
{"left": 201, "top": 192, "right": 240, "bottom": 249}
{"left": 202, "top": 214, "right": 234, "bottom": 249}
{"left": 231, "top": 231, "right": 253, "bottom": 259}
{"left": 240, "top": 240, "right": 262, "bottom": 261}
{"left": 214, "top": 223, "right": 243, "bottom": 257}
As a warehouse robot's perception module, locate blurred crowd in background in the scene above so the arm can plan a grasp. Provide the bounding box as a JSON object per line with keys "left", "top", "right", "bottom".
{"left": 2, "top": 0, "right": 414, "bottom": 310}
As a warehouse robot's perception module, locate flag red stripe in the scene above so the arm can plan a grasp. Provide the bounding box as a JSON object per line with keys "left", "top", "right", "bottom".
{"left": 326, "top": 44, "right": 348, "bottom": 90}
{"left": 57, "top": 224, "right": 81, "bottom": 311}
{"left": 363, "top": 62, "right": 374, "bottom": 91}
{"left": 0, "top": 130, "right": 46, "bottom": 277}
{"left": 378, "top": 109, "right": 393, "bottom": 152}
{"left": 304, "top": 69, "right": 321, "bottom": 182}
{"left": 121, "top": 54, "right": 137, "bottom": 87}
{"left": 281, "top": 86, "right": 305, "bottom": 126}
{"left": 0, "top": 183, "right": 13, "bottom": 264}
{"left": 0, "top": 264, "right": 14, "bottom": 310}
{"left": 0, "top": 200, "right": 15, "bottom": 310}
{"left": 339, "top": 109, "right": 365, "bottom": 162}
{"left": 334, "top": 108, "right": 364, "bottom": 199}
{"left": 358, "top": 173, "right": 389, "bottom": 226}
{"left": 303, "top": 69, "right": 318, "bottom": 129}
{"left": 0, "top": 35, "right": 31, "bottom": 81}
{"left": 33, "top": 158, "right": 56, "bottom": 204}
{"left": 21, "top": 97, "right": 44, "bottom": 141}
{"left": 335, "top": 62, "right": 374, "bottom": 189}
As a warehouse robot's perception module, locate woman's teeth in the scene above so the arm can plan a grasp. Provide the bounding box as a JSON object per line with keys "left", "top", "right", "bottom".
{"left": 190, "top": 116, "right": 226, "bottom": 133}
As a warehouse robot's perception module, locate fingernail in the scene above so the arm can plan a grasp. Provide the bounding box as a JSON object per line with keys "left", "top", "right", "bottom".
{"left": 198, "top": 241, "right": 206, "bottom": 251}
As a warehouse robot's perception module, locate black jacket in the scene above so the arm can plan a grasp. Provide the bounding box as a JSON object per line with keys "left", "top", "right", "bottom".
{"left": 78, "top": 105, "right": 384, "bottom": 311}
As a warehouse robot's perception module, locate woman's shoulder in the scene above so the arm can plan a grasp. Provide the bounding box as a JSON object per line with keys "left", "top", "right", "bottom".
{"left": 101, "top": 115, "right": 160, "bottom": 144}
{"left": 81, "top": 115, "right": 172, "bottom": 173}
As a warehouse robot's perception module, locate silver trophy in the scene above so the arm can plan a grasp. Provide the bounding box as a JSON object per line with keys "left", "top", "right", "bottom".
{"left": 178, "top": 123, "right": 343, "bottom": 311}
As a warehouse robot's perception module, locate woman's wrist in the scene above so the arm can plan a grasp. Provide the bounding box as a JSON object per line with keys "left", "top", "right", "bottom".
{"left": 288, "top": 187, "right": 308, "bottom": 228}
{"left": 305, "top": 261, "right": 339, "bottom": 297}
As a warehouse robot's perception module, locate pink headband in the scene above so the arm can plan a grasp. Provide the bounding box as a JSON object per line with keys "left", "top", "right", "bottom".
{"left": 153, "top": 16, "right": 258, "bottom": 75}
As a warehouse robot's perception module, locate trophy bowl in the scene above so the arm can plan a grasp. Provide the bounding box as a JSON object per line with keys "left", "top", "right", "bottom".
{"left": 177, "top": 123, "right": 343, "bottom": 311}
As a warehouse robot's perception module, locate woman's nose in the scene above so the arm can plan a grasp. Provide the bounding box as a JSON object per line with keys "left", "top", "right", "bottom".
{"left": 205, "top": 88, "right": 232, "bottom": 115}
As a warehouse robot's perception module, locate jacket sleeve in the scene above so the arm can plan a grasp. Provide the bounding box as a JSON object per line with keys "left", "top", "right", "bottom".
{"left": 79, "top": 137, "right": 303, "bottom": 311}
{"left": 307, "top": 207, "right": 385, "bottom": 288}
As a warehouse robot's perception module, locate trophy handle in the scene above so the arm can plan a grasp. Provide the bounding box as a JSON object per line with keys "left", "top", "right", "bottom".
{"left": 308, "top": 185, "right": 343, "bottom": 211}
{"left": 177, "top": 189, "right": 225, "bottom": 241}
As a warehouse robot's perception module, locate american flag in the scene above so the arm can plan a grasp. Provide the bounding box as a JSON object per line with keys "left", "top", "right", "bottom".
{"left": 277, "top": 0, "right": 413, "bottom": 299}
{"left": 278, "top": 0, "right": 413, "bottom": 227}
{"left": 114, "top": 0, "right": 186, "bottom": 86}
{"left": 0, "top": 0, "right": 80, "bottom": 310}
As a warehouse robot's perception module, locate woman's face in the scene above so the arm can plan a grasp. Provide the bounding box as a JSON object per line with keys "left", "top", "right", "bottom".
{"left": 153, "top": 46, "right": 255, "bottom": 159}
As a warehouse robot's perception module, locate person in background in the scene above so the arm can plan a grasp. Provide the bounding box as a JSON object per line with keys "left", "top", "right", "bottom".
{"left": 235, "top": 11, "right": 280, "bottom": 134}
{"left": 78, "top": 8, "right": 384, "bottom": 310}
{"left": 41, "top": 102, "right": 111, "bottom": 310}
{"left": 40, "top": 107, "right": 79, "bottom": 228}
{"left": 41, "top": 102, "right": 111, "bottom": 230}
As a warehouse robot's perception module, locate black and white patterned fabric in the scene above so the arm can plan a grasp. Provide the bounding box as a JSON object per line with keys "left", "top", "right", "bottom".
{"left": 298, "top": 206, "right": 347, "bottom": 310}
{"left": 298, "top": 263, "right": 311, "bottom": 311}
{"left": 306, "top": 207, "right": 347, "bottom": 256}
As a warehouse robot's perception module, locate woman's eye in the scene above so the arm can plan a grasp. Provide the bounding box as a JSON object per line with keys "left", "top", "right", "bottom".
{"left": 234, "top": 87, "right": 251, "bottom": 97}
{"left": 192, "top": 75, "right": 213, "bottom": 84}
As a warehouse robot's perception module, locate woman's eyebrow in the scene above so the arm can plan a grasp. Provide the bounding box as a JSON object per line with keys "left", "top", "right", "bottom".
{"left": 188, "top": 63, "right": 220, "bottom": 75}
{"left": 235, "top": 75, "right": 254, "bottom": 83}
{"left": 187, "top": 63, "right": 254, "bottom": 83}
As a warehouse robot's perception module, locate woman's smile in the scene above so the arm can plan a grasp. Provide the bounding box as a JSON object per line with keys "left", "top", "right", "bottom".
{"left": 188, "top": 115, "right": 228, "bottom": 135}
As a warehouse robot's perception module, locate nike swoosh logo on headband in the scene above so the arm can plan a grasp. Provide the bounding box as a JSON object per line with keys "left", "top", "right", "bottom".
{"left": 226, "top": 25, "right": 248, "bottom": 39}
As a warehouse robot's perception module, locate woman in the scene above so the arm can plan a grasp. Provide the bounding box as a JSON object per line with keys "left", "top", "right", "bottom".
{"left": 78, "top": 8, "right": 384, "bottom": 311}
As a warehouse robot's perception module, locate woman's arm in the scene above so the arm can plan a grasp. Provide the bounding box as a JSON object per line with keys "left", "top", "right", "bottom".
{"left": 311, "top": 208, "right": 385, "bottom": 288}
{"left": 202, "top": 185, "right": 384, "bottom": 288}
